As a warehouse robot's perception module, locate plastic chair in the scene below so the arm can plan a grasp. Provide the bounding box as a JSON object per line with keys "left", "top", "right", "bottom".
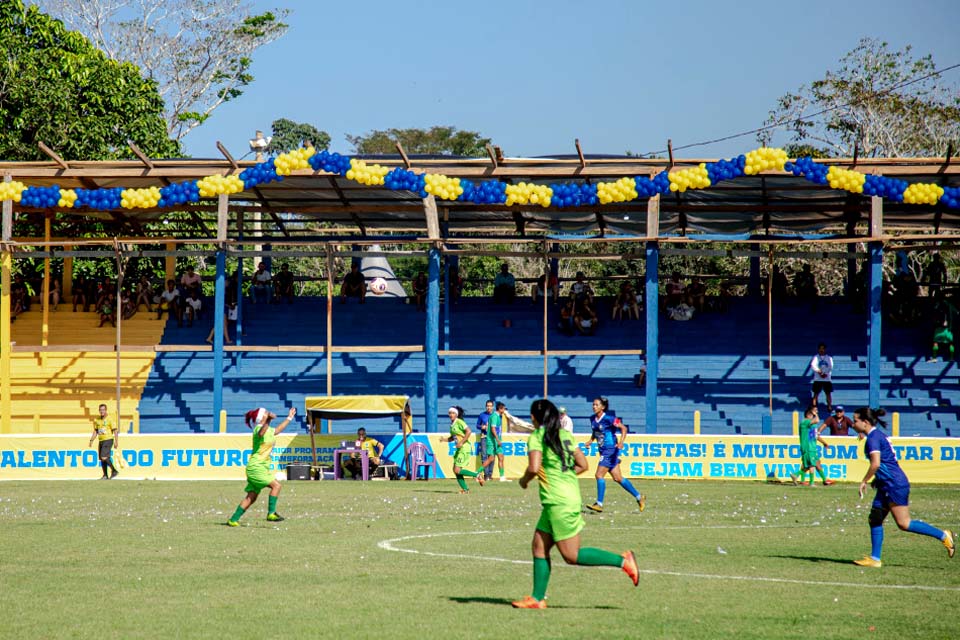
{"left": 407, "top": 442, "right": 438, "bottom": 480}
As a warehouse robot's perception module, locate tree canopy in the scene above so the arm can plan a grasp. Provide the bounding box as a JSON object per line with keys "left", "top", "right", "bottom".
{"left": 266, "top": 118, "right": 331, "bottom": 154}
{"left": 759, "top": 38, "right": 960, "bottom": 157}
{"left": 36, "top": 0, "right": 289, "bottom": 141}
{"left": 0, "top": 0, "right": 179, "bottom": 161}
{"left": 346, "top": 126, "right": 492, "bottom": 156}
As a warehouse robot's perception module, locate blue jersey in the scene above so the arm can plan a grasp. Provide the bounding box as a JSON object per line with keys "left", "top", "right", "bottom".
{"left": 590, "top": 412, "right": 618, "bottom": 449}
{"left": 864, "top": 428, "right": 909, "bottom": 488}
{"left": 475, "top": 411, "right": 491, "bottom": 435}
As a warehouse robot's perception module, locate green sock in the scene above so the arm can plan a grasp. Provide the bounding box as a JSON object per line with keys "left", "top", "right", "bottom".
{"left": 816, "top": 467, "right": 827, "bottom": 483}
{"left": 458, "top": 468, "right": 479, "bottom": 478}
{"left": 268, "top": 495, "right": 278, "bottom": 514}
{"left": 532, "top": 557, "right": 550, "bottom": 601}
{"left": 576, "top": 547, "right": 624, "bottom": 568}
{"left": 498, "top": 465, "right": 504, "bottom": 478}
{"left": 456, "top": 475, "right": 469, "bottom": 491}
{"left": 230, "top": 505, "right": 246, "bottom": 522}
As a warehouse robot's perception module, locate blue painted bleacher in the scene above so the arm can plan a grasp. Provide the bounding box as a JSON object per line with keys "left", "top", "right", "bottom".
{"left": 137, "top": 294, "right": 958, "bottom": 436}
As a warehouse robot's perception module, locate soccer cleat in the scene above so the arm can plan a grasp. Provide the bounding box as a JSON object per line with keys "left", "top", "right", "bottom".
{"left": 511, "top": 596, "right": 547, "bottom": 609}
{"left": 789, "top": 473, "right": 799, "bottom": 486}
{"left": 622, "top": 550, "right": 639, "bottom": 586}
{"left": 266, "top": 513, "right": 285, "bottom": 522}
{"left": 458, "top": 489, "right": 468, "bottom": 494}
{"left": 499, "top": 476, "right": 511, "bottom": 482}
{"left": 823, "top": 479, "right": 835, "bottom": 486}
{"left": 476, "top": 473, "right": 485, "bottom": 487}
{"left": 943, "top": 530, "right": 956, "bottom": 559}
{"left": 853, "top": 556, "right": 882, "bottom": 568}
{"left": 226, "top": 520, "right": 239, "bottom": 527}
{"left": 99, "top": 475, "right": 109, "bottom": 480}
{"left": 586, "top": 503, "right": 604, "bottom": 513}
{"left": 637, "top": 495, "right": 646, "bottom": 513}
{"left": 110, "top": 469, "right": 118, "bottom": 479}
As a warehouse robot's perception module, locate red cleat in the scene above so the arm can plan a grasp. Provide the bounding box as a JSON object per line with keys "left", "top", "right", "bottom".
{"left": 511, "top": 596, "right": 547, "bottom": 609}
{"left": 622, "top": 550, "right": 639, "bottom": 586}
{"left": 823, "top": 479, "right": 836, "bottom": 486}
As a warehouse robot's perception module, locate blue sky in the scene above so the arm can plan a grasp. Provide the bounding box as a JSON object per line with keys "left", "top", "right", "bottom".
{"left": 183, "top": 0, "right": 960, "bottom": 160}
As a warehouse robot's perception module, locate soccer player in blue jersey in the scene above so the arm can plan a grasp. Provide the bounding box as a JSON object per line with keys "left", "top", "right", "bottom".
{"left": 585, "top": 397, "right": 645, "bottom": 513}
{"left": 850, "top": 407, "right": 955, "bottom": 567}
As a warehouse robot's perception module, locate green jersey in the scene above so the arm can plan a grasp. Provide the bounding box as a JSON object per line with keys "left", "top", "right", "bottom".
{"left": 527, "top": 428, "right": 581, "bottom": 508}
{"left": 449, "top": 418, "right": 468, "bottom": 444}
{"left": 799, "top": 419, "right": 818, "bottom": 454}
{"left": 248, "top": 426, "right": 276, "bottom": 468}
{"left": 487, "top": 413, "right": 502, "bottom": 443}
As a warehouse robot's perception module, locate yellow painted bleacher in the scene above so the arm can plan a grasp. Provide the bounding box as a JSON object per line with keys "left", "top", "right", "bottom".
{"left": 9, "top": 309, "right": 165, "bottom": 434}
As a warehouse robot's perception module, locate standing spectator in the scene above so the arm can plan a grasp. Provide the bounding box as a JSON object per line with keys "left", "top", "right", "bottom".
{"left": 49, "top": 278, "right": 62, "bottom": 311}
{"left": 340, "top": 263, "right": 366, "bottom": 304}
{"left": 493, "top": 263, "right": 516, "bottom": 304}
{"left": 72, "top": 275, "right": 89, "bottom": 312}
{"left": 924, "top": 253, "right": 947, "bottom": 297}
{"left": 11, "top": 274, "right": 30, "bottom": 312}
{"left": 612, "top": 282, "right": 640, "bottom": 321}
{"left": 412, "top": 271, "right": 428, "bottom": 311}
{"left": 559, "top": 406, "right": 574, "bottom": 433}
{"left": 770, "top": 265, "right": 789, "bottom": 299}
{"left": 88, "top": 403, "right": 119, "bottom": 480}
{"left": 183, "top": 289, "right": 202, "bottom": 326}
{"left": 274, "top": 263, "right": 295, "bottom": 304}
{"left": 531, "top": 271, "right": 559, "bottom": 305}
{"left": 135, "top": 275, "right": 154, "bottom": 312}
{"left": 84, "top": 276, "right": 99, "bottom": 312}
{"left": 252, "top": 262, "right": 272, "bottom": 304}
{"left": 180, "top": 265, "right": 202, "bottom": 299}
{"left": 818, "top": 405, "right": 853, "bottom": 437}
{"left": 157, "top": 279, "right": 183, "bottom": 326}
{"left": 930, "top": 321, "right": 954, "bottom": 362}
{"left": 665, "top": 271, "right": 685, "bottom": 308}
{"left": 810, "top": 342, "right": 834, "bottom": 412}
{"left": 793, "top": 263, "right": 818, "bottom": 309}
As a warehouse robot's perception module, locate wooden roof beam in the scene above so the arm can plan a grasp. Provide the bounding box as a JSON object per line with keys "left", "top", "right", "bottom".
{"left": 485, "top": 144, "right": 498, "bottom": 169}
{"left": 575, "top": 139, "right": 586, "bottom": 169}
{"left": 38, "top": 141, "right": 69, "bottom": 170}
{"left": 395, "top": 142, "right": 411, "bottom": 169}
{"left": 127, "top": 140, "right": 155, "bottom": 170}
{"left": 216, "top": 141, "right": 240, "bottom": 172}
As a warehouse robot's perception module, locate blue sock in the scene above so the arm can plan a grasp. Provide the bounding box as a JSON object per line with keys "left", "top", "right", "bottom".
{"left": 870, "top": 526, "right": 884, "bottom": 560}
{"left": 907, "top": 520, "right": 945, "bottom": 540}
{"left": 596, "top": 478, "right": 606, "bottom": 504}
{"left": 620, "top": 478, "right": 641, "bottom": 499}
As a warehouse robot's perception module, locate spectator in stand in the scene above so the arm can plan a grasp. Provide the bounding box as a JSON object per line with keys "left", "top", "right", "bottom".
{"left": 574, "top": 300, "right": 598, "bottom": 336}
{"left": 49, "top": 278, "right": 62, "bottom": 311}
{"left": 793, "top": 263, "right": 818, "bottom": 309}
{"left": 98, "top": 292, "right": 117, "bottom": 327}
{"left": 612, "top": 282, "right": 640, "bottom": 321}
{"left": 665, "top": 271, "right": 685, "bottom": 308}
{"left": 135, "top": 275, "right": 154, "bottom": 312}
{"left": 95, "top": 280, "right": 114, "bottom": 313}
{"left": 226, "top": 271, "right": 239, "bottom": 307}
{"left": 570, "top": 271, "right": 594, "bottom": 306}
{"left": 557, "top": 299, "right": 574, "bottom": 335}
{"left": 889, "top": 271, "right": 920, "bottom": 326}
{"left": 84, "top": 277, "right": 100, "bottom": 312}
{"left": 412, "top": 271, "right": 428, "bottom": 311}
{"left": 667, "top": 297, "right": 694, "bottom": 321}
{"left": 10, "top": 283, "right": 24, "bottom": 321}
{"left": 274, "top": 263, "right": 295, "bottom": 304}
{"left": 717, "top": 280, "right": 734, "bottom": 313}
{"left": 930, "top": 320, "right": 954, "bottom": 362}
{"left": 342, "top": 428, "right": 384, "bottom": 479}
{"left": 448, "top": 264, "right": 462, "bottom": 304}
{"left": 810, "top": 342, "right": 834, "bottom": 412}
{"left": 157, "top": 279, "right": 183, "bottom": 326}
{"left": 72, "top": 275, "right": 89, "bottom": 312}
{"left": 770, "top": 265, "right": 789, "bottom": 300}
{"left": 205, "top": 309, "right": 234, "bottom": 345}
{"left": 120, "top": 288, "right": 137, "bottom": 320}
{"left": 559, "top": 406, "right": 574, "bottom": 433}
{"left": 11, "top": 274, "right": 30, "bottom": 312}
{"left": 924, "top": 253, "right": 948, "bottom": 298}
{"left": 340, "top": 263, "right": 366, "bottom": 304}
{"left": 252, "top": 262, "right": 272, "bottom": 304}
{"left": 686, "top": 277, "right": 707, "bottom": 313}
{"left": 493, "top": 263, "right": 516, "bottom": 304}
{"left": 818, "top": 405, "right": 853, "bottom": 437}
{"left": 532, "top": 271, "right": 560, "bottom": 305}
{"left": 183, "top": 289, "right": 202, "bottom": 326}
{"left": 180, "top": 265, "right": 202, "bottom": 299}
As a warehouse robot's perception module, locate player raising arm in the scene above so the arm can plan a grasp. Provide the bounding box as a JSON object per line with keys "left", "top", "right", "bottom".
{"left": 227, "top": 406, "right": 296, "bottom": 526}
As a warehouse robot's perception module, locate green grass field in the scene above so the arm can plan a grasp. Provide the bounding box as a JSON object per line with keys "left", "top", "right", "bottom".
{"left": 1, "top": 478, "right": 957, "bottom": 639}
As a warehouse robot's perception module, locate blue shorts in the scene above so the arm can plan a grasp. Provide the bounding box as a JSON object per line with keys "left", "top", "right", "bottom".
{"left": 598, "top": 447, "right": 620, "bottom": 470}
{"left": 872, "top": 482, "right": 910, "bottom": 510}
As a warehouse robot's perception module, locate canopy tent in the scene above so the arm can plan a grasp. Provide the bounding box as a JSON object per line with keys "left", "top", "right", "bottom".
{"left": 304, "top": 394, "right": 412, "bottom": 468}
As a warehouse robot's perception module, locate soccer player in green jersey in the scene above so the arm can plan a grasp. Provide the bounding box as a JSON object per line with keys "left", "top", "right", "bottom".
{"left": 444, "top": 406, "right": 485, "bottom": 492}
{"left": 790, "top": 405, "right": 835, "bottom": 487}
{"left": 512, "top": 399, "right": 639, "bottom": 609}
{"left": 479, "top": 401, "right": 509, "bottom": 482}
{"left": 227, "top": 406, "right": 296, "bottom": 526}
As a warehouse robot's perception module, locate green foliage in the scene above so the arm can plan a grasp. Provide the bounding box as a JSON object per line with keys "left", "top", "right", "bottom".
{"left": 267, "top": 118, "right": 331, "bottom": 154}
{"left": 760, "top": 38, "right": 960, "bottom": 157}
{"left": 346, "top": 126, "right": 492, "bottom": 156}
{"left": 0, "top": 0, "right": 179, "bottom": 161}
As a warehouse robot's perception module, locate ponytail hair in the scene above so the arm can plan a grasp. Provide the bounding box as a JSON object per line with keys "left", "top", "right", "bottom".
{"left": 245, "top": 407, "right": 268, "bottom": 429}
{"left": 593, "top": 396, "right": 609, "bottom": 412}
{"left": 530, "top": 399, "right": 570, "bottom": 466}
{"left": 853, "top": 407, "right": 887, "bottom": 427}
{"left": 455, "top": 406, "right": 465, "bottom": 420}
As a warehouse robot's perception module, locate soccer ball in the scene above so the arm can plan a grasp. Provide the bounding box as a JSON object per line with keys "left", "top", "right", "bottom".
{"left": 369, "top": 277, "right": 388, "bottom": 295}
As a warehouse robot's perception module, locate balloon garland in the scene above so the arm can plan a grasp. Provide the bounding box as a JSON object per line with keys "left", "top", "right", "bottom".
{"left": 2, "top": 146, "right": 957, "bottom": 213}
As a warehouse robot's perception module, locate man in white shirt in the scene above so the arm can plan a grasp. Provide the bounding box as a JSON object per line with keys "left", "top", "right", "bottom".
{"left": 252, "top": 262, "right": 272, "bottom": 304}
{"left": 156, "top": 279, "right": 182, "bottom": 327}
{"left": 811, "top": 342, "right": 834, "bottom": 412}
{"left": 559, "top": 407, "right": 574, "bottom": 433}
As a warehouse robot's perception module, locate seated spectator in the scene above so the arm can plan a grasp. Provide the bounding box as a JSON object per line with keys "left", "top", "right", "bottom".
{"left": 95, "top": 280, "right": 115, "bottom": 313}
{"left": 49, "top": 279, "right": 62, "bottom": 311}
{"left": 252, "top": 262, "right": 272, "bottom": 304}
{"left": 205, "top": 309, "right": 234, "bottom": 345}
{"left": 447, "top": 264, "right": 462, "bottom": 303}
{"left": 889, "top": 271, "right": 920, "bottom": 326}
{"left": 134, "top": 275, "right": 154, "bottom": 312}
{"left": 84, "top": 277, "right": 99, "bottom": 312}
{"left": 665, "top": 271, "right": 685, "bottom": 308}
{"left": 686, "top": 277, "right": 707, "bottom": 313}
{"left": 574, "top": 300, "right": 598, "bottom": 335}
{"left": 924, "top": 253, "right": 948, "bottom": 298}
{"left": 931, "top": 320, "right": 954, "bottom": 362}
{"left": 157, "top": 279, "right": 183, "bottom": 326}
{"left": 818, "top": 405, "right": 853, "bottom": 436}
{"left": 183, "top": 290, "right": 202, "bottom": 326}
{"left": 667, "top": 298, "right": 695, "bottom": 321}
{"left": 274, "top": 263, "right": 295, "bottom": 304}
{"left": 340, "top": 263, "right": 366, "bottom": 304}
{"left": 98, "top": 293, "right": 116, "bottom": 327}
{"left": 569, "top": 271, "right": 594, "bottom": 305}
{"left": 412, "top": 271, "right": 428, "bottom": 311}
{"left": 180, "top": 265, "right": 202, "bottom": 299}
{"left": 793, "top": 263, "right": 818, "bottom": 309}
{"left": 531, "top": 272, "right": 560, "bottom": 305}
{"left": 226, "top": 271, "right": 239, "bottom": 307}
{"left": 771, "top": 265, "right": 789, "bottom": 300}
{"left": 11, "top": 274, "right": 30, "bottom": 312}
{"left": 612, "top": 282, "right": 640, "bottom": 321}
{"left": 557, "top": 299, "right": 575, "bottom": 335}
{"left": 121, "top": 289, "right": 137, "bottom": 320}
{"left": 716, "top": 280, "right": 734, "bottom": 313}
{"left": 72, "top": 275, "right": 89, "bottom": 312}
{"left": 342, "top": 428, "right": 384, "bottom": 479}
{"left": 492, "top": 263, "right": 516, "bottom": 304}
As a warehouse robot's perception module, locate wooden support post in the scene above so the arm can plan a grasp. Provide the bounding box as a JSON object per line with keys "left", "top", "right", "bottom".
{"left": 646, "top": 193, "right": 660, "bottom": 238}
{"left": 38, "top": 141, "right": 69, "bottom": 170}
{"left": 1, "top": 173, "right": 12, "bottom": 434}
{"left": 542, "top": 241, "right": 549, "bottom": 398}
{"left": 892, "top": 412, "right": 900, "bottom": 437}
{"left": 132, "top": 409, "right": 140, "bottom": 434}
{"left": 870, "top": 196, "right": 883, "bottom": 239}
{"left": 41, "top": 215, "right": 50, "bottom": 364}
{"left": 219, "top": 409, "right": 227, "bottom": 434}
{"left": 792, "top": 411, "right": 799, "bottom": 436}
{"left": 485, "top": 144, "right": 499, "bottom": 169}
{"left": 326, "top": 246, "right": 333, "bottom": 396}
{"left": 165, "top": 242, "right": 176, "bottom": 282}
{"left": 693, "top": 410, "right": 701, "bottom": 435}
{"left": 423, "top": 195, "right": 440, "bottom": 241}
{"left": 63, "top": 249, "right": 73, "bottom": 303}
{"left": 575, "top": 139, "right": 586, "bottom": 169}
{"left": 395, "top": 142, "right": 411, "bottom": 169}
{"left": 768, "top": 246, "right": 774, "bottom": 417}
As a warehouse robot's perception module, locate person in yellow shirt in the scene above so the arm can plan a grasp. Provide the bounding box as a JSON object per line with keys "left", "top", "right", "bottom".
{"left": 343, "top": 428, "right": 384, "bottom": 479}
{"left": 88, "top": 403, "right": 119, "bottom": 480}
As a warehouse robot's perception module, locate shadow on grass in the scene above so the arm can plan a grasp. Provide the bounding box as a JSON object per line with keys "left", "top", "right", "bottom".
{"left": 447, "top": 596, "right": 618, "bottom": 610}
{"left": 771, "top": 554, "right": 867, "bottom": 566}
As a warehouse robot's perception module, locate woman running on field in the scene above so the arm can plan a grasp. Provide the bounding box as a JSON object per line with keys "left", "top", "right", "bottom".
{"left": 586, "top": 397, "right": 645, "bottom": 513}
{"left": 444, "top": 406, "right": 485, "bottom": 493}
{"left": 849, "top": 407, "right": 954, "bottom": 567}
{"left": 513, "top": 399, "right": 638, "bottom": 609}
{"left": 227, "top": 406, "right": 296, "bottom": 526}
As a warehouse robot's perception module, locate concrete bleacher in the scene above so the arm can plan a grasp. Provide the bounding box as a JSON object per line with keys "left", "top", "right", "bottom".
{"left": 132, "top": 294, "right": 959, "bottom": 437}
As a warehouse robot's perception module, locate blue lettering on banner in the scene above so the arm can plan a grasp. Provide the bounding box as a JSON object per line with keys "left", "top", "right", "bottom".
{"left": 709, "top": 462, "right": 757, "bottom": 478}
{"left": 713, "top": 443, "right": 726, "bottom": 458}
{"left": 941, "top": 446, "right": 960, "bottom": 461}
{"left": 629, "top": 462, "right": 703, "bottom": 477}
